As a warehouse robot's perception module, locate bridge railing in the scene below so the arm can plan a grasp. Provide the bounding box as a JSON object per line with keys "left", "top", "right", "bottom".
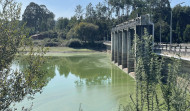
{"left": 154, "top": 43, "right": 190, "bottom": 56}
{"left": 103, "top": 41, "right": 111, "bottom": 46}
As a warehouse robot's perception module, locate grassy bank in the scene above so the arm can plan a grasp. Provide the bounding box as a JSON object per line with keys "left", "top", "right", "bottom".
{"left": 19, "top": 47, "right": 106, "bottom": 56}
{"left": 46, "top": 47, "right": 94, "bottom": 52}
{"left": 20, "top": 47, "right": 94, "bottom": 52}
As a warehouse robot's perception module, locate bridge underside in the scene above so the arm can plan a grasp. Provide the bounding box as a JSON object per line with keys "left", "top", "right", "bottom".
{"left": 111, "top": 15, "right": 154, "bottom": 75}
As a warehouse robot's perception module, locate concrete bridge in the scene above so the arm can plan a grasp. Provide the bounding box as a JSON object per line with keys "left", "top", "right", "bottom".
{"left": 111, "top": 14, "right": 154, "bottom": 75}
{"left": 106, "top": 14, "right": 190, "bottom": 78}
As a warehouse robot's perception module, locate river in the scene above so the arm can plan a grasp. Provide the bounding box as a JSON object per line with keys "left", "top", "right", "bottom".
{"left": 11, "top": 53, "right": 135, "bottom": 111}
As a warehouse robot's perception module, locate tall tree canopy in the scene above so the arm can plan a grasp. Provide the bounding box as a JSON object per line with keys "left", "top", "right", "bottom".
{"left": 74, "top": 22, "right": 99, "bottom": 43}
{"left": 75, "top": 5, "right": 84, "bottom": 20}
{"left": 56, "top": 17, "right": 69, "bottom": 31}
{"left": 22, "top": 2, "right": 55, "bottom": 33}
{"left": 85, "top": 3, "right": 96, "bottom": 22}
{"left": 183, "top": 24, "right": 190, "bottom": 42}
{"left": 172, "top": 5, "right": 190, "bottom": 42}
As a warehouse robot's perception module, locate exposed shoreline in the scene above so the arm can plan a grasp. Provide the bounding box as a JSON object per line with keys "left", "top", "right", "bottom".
{"left": 18, "top": 47, "right": 107, "bottom": 56}
{"left": 44, "top": 50, "right": 106, "bottom": 56}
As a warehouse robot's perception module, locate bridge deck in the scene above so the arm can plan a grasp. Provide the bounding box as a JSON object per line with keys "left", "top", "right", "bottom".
{"left": 105, "top": 41, "right": 190, "bottom": 61}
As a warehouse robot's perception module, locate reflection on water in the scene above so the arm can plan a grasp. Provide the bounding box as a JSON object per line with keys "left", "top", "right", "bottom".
{"left": 12, "top": 53, "right": 135, "bottom": 111}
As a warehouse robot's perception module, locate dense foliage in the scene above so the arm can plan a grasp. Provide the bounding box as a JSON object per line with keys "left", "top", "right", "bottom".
{"left": 74, "top": 22, "right": 99, "bottom": 43}
{"left": 173, "top": 6, "right": 190, "bottom": 43}
{"left": 66, "top": 39, "right": 82, "bottom": 48}
{"left": 0, "top": 0, "right": 47, "bottom": 110}
{"left": 22, "top": 2, "right": 55, "bottom": 34}
{"left": 124, "top": 30, "right": 190, "bottom": 111}
{"left": 183, "top": 25, "right": 190, "bottom": 42}
{"left": 22, "top": 0, "right": 190, "bottom": 45}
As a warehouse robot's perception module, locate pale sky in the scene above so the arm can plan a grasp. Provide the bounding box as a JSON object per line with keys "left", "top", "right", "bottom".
{"left": 16, "top": 0, "right": 190, "bottom": 20}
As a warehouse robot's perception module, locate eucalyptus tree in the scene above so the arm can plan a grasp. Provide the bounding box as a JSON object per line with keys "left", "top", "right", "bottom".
{"left": 75, "top": 5, "right": 84, "bottom": 20}
{"left": 39, "top": 5, "right": 55, "bottom": 31}
{"left": 121, "top": 0, "right": 132, "bottom": 16}
{"left": 22, "top": 2, "right": 55, "bottom": 33}
{"left": 108, "top": 0, "right": 122, "bottom": 17}
{"left": 95, "top": 2, "right": 107, "bottom": 20}
{"left": 85, "top": 3, "right": 96, "bottom": 23}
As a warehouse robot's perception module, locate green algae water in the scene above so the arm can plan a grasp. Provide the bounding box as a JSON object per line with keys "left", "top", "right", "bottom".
{"left": 12, "top": 53, "right": 135, "bottom": 111}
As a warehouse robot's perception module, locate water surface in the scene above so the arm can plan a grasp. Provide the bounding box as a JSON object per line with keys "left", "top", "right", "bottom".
{"left": 13, "top": 53, "right": 135, "bottom": 111}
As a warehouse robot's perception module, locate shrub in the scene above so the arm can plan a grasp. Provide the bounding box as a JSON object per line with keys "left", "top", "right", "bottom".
{"left": 43, "top": 38, "right": 60, "bottom": 47}
{"left": 31, "top": 30, "right": 58, "bottom": 40}
{"left": 52, "top": 38, "right": 59, "bottom": 42}
{"left": 45, "top": 42, "right": 59, "bottom": 47}
{"left": 66, "top": 28, "right": 77, "bottom": 39}
{"left": 66, "top": 39, "right": 82, "bottom": 48}
{"left": 82, "top": 42, "right": 106, "bottom": 50}
{"left": 58, "top": 32, "right": 66, "bottom": 39}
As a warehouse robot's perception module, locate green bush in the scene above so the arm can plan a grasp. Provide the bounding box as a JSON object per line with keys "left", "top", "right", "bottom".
{"left": 66, "top": 39, "right": 82, "bottom": 48}
{"left": 66, "top": 28, "right": 77, "bottom": 39}
{"left": 41, "top": 30, "right": 58, "bottom": 39}
{"left": 52, "top": 38, "right": 59, "bottom": 42}
{"left": 45, "top": 42, "right": 59, "bottom": 47}
{"left": 31, "top": 31, "right": 58, "bottom": 40}
{"left": 58, "top": 32, "right": 66, "bottom": 39}
{"left": 43, "top": 38, "right": 60, "bottom": 47}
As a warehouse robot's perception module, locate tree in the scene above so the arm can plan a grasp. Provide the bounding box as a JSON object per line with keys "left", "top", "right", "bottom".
{"left": 154, "top": 21, "right": 170, "bottom": 43}
{"left": 183, "top": 24, "right": 190, "bottom": 42}
{"left": 0, "top": 0, "right": 47, "bottom": 110}
{"left": 85, "top": 3, "right": 96, "bottom": 22}
{"left": 121, "top": 0, "right": 132, "bottom": 16}
{"left": 172, "top": 5, "right": 190, "bottom": 43}
{"left": 95, "top": 2, "right": 107, "bottom": 20}
{"left": 56, "top": 17, "right": 69, "bottom": 31}
{"left": 74, "top": 22, "right": 99, "bottom": 43}
{"left": 22, "top": 2, "right": 55, "bottom": 33}
{"left": 67, "top": 16, "right": 78, "bottom": 30}
{"left": 75, "top": 5, "right": 84, "bottom": 20}
{"left": 66, "top": 27, "right": 77, "bottom": 39}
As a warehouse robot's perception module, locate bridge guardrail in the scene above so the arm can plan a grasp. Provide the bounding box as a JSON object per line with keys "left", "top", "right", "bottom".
{"left": 154, "top": 43, "right": 190, "bottom": 56}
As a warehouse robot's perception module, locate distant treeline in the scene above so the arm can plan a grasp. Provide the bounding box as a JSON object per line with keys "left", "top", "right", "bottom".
{"left": 21, "top": 0, "right": 190, "bottom": 44}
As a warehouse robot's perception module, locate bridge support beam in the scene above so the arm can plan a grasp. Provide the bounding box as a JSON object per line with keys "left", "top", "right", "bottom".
{"left": 122, "top": 30, "right": 127, "bottom": 69}
{"left": 117, "top": 31, "right": 122, "bottom": 65}
{"left": 114, "top": 32, "right": 118, "bottom": 63}
{"left": 111, "top": 32, "right": 114, "bottom": 61}
{"left": 127, "top": 29, "right": 135, "bottom": 73}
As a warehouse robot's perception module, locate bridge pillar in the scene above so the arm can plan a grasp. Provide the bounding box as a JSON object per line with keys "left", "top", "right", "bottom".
{"left": 122, "top": 30, "right": 127, "bottom": 69}
{"left": 114, "top": 32, "right": 118, "bottom": 63}
{"left": 117, "top": 31, "right": 122, "bottom": 65}
{"left": 136, "top": 26, "right": 143, "bottom": 39}
{"left": 136, "top": 25, "right": 153, "bottom": 39}
{"left": 111, "top": 15, "right": 154, "bottom": 77}
{"left": 111, "top": 32, "right": 114, "bottom": 61}
{"left": 127, "top": 29, "right": 135, "bottom": 73}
